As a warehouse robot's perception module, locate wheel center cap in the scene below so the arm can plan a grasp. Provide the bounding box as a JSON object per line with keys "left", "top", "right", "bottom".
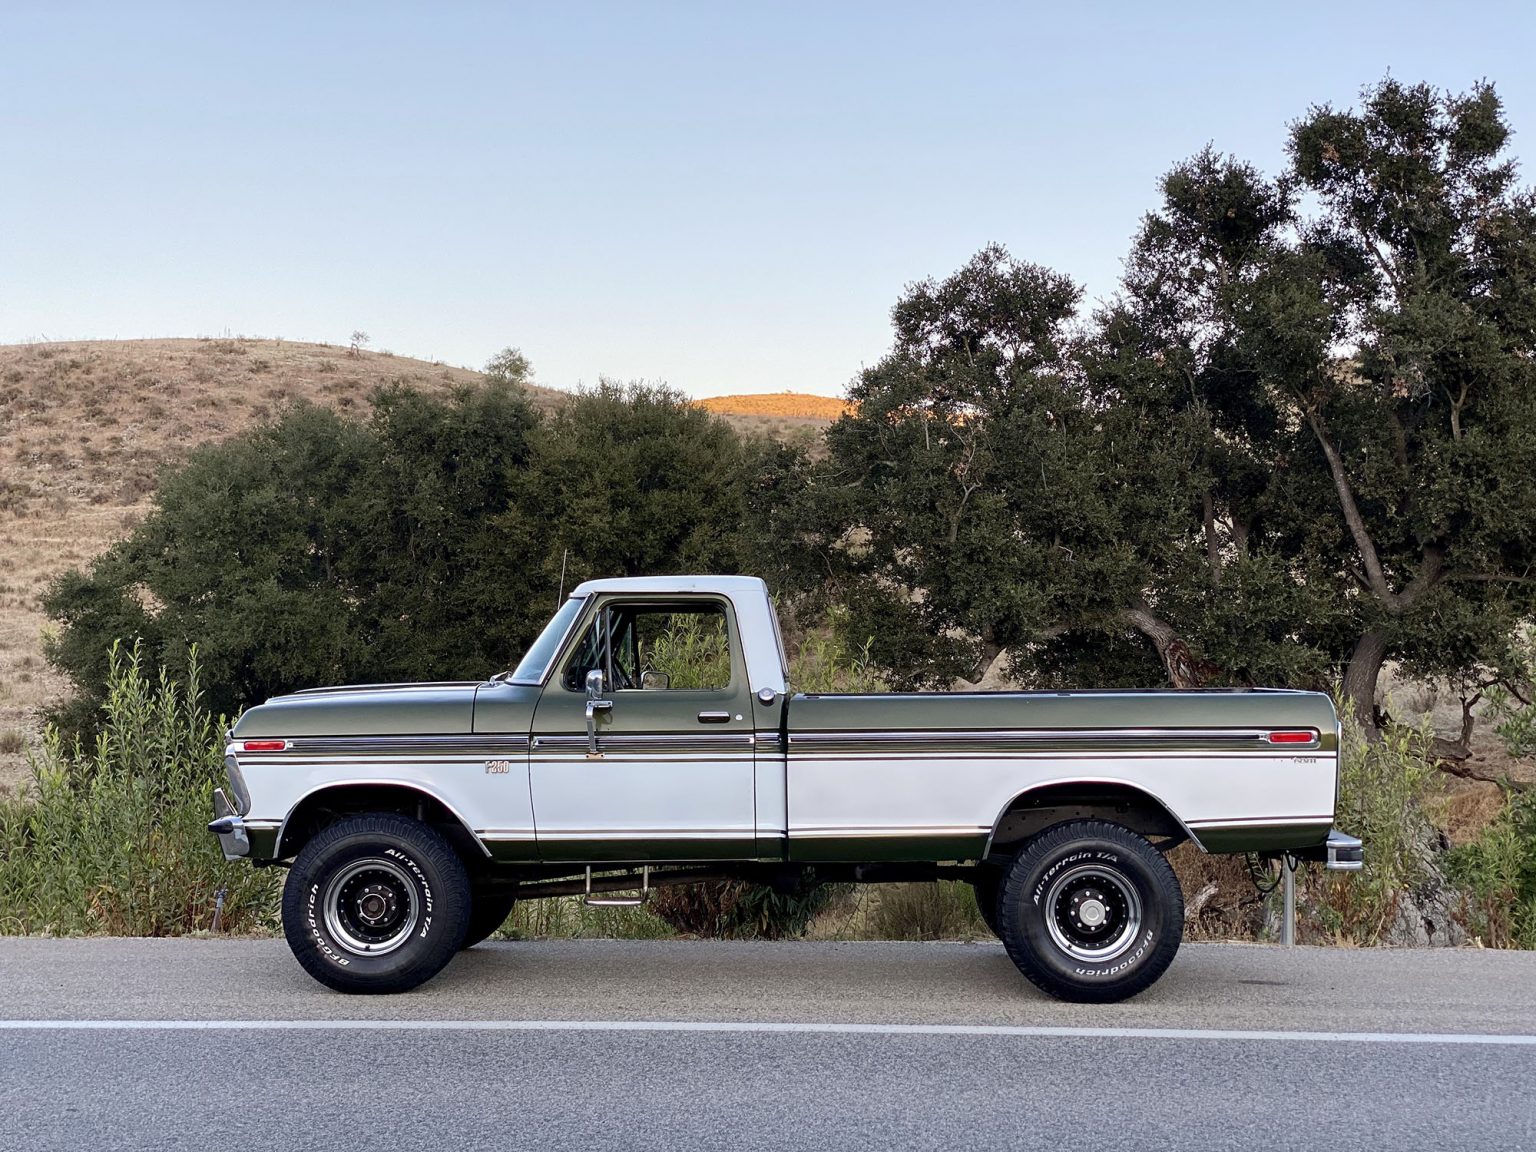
{"left": 356, "top": 884, "right": 396, "bottom": 925}
{"left": 1078, "top": 898, "right": 1107, "bottom": 928}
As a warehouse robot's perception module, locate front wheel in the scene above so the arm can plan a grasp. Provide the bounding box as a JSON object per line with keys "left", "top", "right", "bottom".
{"left": 998, "top": 820, "right": 1183, "bottom": 1003}
{"left": 460, "top": 882, "right": 519, "bottom": 950}
{"left": 970, "top": 866, "right": 1003, "bottom": 940}
{"left": 282, "top": 812, "right": 471, "bottom": 994}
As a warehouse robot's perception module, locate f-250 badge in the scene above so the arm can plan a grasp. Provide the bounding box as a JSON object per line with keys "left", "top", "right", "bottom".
{"left": 484, "top": 760, "right": 512, "bottom": 774}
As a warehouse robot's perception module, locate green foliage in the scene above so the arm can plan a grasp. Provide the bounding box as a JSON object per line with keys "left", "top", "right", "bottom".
{"left": 789, "top": 625, "right": 886, "bottom": 694}
{"left": 483, "top": 346, "right": 533, "bottom": 387}
{"left": 646, "top": 870, "right": 841, "bottom": 939}
{"left": 0, "top": 643, "right": 280, "bottom": 935}
{"left": 867, "top": 881, "right": 987, "bottom": 941}
{"left": 1302, "top": 716, "right": 1436, "bottom": 944}
{"left": 1487, "top": 688, "right": 1536, "bottom": 761}
{"left": 1446, "top": 792, "right": 1536, "bottom": 949}
{"left": 530, "top": 380, "right": 755, "bottom": 584}
{"left": 1484, "top": 629, "right": 1536, "bottom": 760}
{"left": 645, "top": 615, "right": 733, "bottom": 690}
{"left": 43, "top": 375, "right": 767, "bottom": 735}
{"left": 501, "top": 894, "right": 675, "bottom": 940}
{"left": 768, "top": 78, "right": 1536, "bottom": 720}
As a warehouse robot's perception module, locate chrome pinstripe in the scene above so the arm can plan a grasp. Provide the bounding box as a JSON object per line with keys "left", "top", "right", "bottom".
{"left": 267, "top": 735, "right": 532, "bottom": 756}
{"left": 787, "top": 727, "right": 1319, "bottom": 750}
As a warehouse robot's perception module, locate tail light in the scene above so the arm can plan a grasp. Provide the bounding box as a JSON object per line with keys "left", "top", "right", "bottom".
{"left": 1266, "top": 730, "right": 1317, "bottom": 745}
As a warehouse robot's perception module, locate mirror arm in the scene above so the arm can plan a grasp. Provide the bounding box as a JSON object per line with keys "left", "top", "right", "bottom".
{"left": 584, "top": 668, "right": 612, "bottom": 755}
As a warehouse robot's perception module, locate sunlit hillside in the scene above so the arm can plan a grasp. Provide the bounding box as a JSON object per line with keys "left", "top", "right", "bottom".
{"left": 698, "top": 392, "right": 852, "bottom": 420}
{"left": 0, "top": 339, "right": 841, "bottom": 790}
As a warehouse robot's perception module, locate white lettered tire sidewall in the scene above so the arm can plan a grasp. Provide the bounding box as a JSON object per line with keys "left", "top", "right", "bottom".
{"left": 998, "top": 820, "right": 1183, "bottom": 1003}
{"left": 282, "top": 812, "right": 470, "bottom": 994}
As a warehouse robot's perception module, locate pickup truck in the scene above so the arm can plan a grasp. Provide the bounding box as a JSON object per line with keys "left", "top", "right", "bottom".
{"left": 210, "top": 575, "right": 1361, "bottom": 1002}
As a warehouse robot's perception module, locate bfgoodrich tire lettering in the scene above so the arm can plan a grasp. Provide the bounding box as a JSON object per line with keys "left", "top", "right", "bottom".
{"left": 998, "top": 820, "right": 1183, "bottom": 1003}
{"left": 282, "top": 812, "right": 470, "bottom": 994}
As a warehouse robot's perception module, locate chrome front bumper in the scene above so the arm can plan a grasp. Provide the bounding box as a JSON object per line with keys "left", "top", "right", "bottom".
{"left": 209, "top": 789, "right": 250, "bottom": 860}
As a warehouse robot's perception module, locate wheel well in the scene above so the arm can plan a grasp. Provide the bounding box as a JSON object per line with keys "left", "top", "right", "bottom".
{"left": 987, "top": 782, "right": 1190, "bottom": 859}
{"left": 277, "top": 784, "right": 487, "bottom": 865}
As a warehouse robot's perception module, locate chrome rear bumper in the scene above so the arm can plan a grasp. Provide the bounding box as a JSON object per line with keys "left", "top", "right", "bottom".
{"left": 1325, "top": 828, "right": 1363, "bottom": 872}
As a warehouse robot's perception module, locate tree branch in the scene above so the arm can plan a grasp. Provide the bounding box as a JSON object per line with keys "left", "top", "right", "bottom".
{"left": 1202, "top": 489, "right": 1221, "bottom": 586}
{"left": 1304, "top": 405, "right": 1446, "bottom": 614}
{"left": 1124, "top": 605, "right": 1205, "bottom": 688}
{"left": 1396, "top": 545, "right": 1446, "bottom": 610}
{"left": 1304, "top": 405, "right": 1392, "bottom": 603}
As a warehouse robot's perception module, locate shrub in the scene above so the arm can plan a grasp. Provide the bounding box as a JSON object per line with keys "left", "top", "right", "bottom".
{"left": 647, "top": 614, "right": 732, "bottom": 689}
{"left": 502, "top": 894, "right": 674, "bottom": 940}
{"left": 1300, "top": 716, "right": 1437, "bottom": 944}
{"left": 868, "top": 881, "right": 986, "bottom": 940}
{"left": 1447, "top": 792, "right": 1536, "bottom": 948}
{"left": 647, "top": 870, "right": 840, "bottom": 939}
{"left": 0, "top": 643, "right": 279, "bottom": 935}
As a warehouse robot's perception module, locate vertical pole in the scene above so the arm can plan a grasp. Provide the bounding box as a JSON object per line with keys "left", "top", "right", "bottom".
{"left": 1281, "top": 856, "right": 1296, "bottom": 946}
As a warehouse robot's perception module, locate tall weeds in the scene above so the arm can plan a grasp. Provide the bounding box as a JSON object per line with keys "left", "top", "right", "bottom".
{"left": 1301, "top": 717, "right": 1438, "bottom": 944}
{"left": 0, "top": 643, "right": 279, "bottom": 935}
{"left": 1447, "top": 792, "right": 1536, "bottom": 948}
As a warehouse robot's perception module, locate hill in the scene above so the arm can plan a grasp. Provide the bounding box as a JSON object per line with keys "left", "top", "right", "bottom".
{"left": 697, "top": 392, "right": 852, "bottom": 421}
{"left": 0, "top": 338, "right": 838, "bottom": 790}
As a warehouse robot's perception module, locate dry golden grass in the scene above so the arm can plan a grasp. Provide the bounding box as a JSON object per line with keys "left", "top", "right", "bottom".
{"left": 0, "top": 338, "right": 552, "bottom": 791}
{"left": 697, "top": 392, "right": 852, "bottom": 420}
{"left": 0, "top": 338, "right": 837, "bottom": 792}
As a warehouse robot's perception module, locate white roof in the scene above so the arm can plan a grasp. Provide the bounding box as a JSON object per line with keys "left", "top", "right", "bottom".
{"left": 570, "top": 574, "right": 769, "bottom": 597}
{"left": 565, "top": 575, "right": 786, "bottom": 694}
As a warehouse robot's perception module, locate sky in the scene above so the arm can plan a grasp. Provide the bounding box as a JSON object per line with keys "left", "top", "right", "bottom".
{"left": 1, "top": 2, "right": 1533, "bottom": 399}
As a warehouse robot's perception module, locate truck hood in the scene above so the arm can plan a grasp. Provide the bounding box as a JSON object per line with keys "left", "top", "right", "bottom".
{"left": 232, "top": 681, "right": 481, "bottom": 738}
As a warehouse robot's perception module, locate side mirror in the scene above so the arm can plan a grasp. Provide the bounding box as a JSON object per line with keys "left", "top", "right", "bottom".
{"left": 640, "top": 670, "right": 671, "bottom": 691}
{"left": 584, "top": 669, "right": 612, "bottom": 756}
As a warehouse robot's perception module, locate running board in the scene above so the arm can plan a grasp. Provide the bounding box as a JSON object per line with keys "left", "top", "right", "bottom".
{"left": 583, "top": 865, "right": 650, "bottom": 907}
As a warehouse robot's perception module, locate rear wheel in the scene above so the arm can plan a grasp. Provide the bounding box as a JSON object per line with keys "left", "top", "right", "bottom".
{"left": 282, "top": 812, "right": 470, "bottom": 994}
{"left": 461, "top": 882, "right": 519, "bottom": 950}
{"left": 998, "top": 819, "right": 1182, "bottom": 1003}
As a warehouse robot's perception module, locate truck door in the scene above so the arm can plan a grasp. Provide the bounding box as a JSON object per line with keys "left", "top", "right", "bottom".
{"left": 529, "top": 596, "right": 759, "bottom": 860}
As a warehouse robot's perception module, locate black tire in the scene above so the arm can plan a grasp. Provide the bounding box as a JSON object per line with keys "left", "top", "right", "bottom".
{"left": 282, "top": 812, "right": 470, "bottom": 994}
{"left": 970, "top": 867, "right": 1003, "bottom": 940}
{"left": 460, "top": 883, "right": 519, "bottom": 950}
{"left": 998, "top": 820, "right": 1183, "bottom": 1003}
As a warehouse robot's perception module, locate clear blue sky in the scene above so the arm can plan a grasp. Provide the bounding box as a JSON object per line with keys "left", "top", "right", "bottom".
{"left": 2, "top": 2, "right": 1532, "bottom": 398}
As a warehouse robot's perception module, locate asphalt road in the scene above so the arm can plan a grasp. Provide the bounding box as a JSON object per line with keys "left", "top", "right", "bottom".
{"left": 2, "top": 939, "right": 1535, "bottom": 1151}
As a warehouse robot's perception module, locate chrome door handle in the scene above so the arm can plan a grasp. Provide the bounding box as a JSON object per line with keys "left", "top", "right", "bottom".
{"left": 697, "top": 711, "right": 731, "bottom": 724}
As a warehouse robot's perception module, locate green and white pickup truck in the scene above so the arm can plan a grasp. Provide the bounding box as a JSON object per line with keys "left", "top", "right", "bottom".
{"left": 210, "top": 575, "right": 1360, "bottom": 1002}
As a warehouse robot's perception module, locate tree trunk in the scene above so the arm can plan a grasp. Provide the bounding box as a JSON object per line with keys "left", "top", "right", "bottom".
{"left": 1124, "top": 607, "right": 1204, "bottom": 689}
{"left": 1342, "top": 630, "right": 1388, "bottom": 737}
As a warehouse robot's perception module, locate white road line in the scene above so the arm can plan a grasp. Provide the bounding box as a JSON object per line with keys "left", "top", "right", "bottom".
{"left": 0, "top": 1019, "right": 1534, "bottom": 1045}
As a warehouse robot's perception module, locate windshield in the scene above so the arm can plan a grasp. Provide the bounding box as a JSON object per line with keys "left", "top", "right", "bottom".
{"left": 508, "top": 597, "right": 586, "bottom": 683}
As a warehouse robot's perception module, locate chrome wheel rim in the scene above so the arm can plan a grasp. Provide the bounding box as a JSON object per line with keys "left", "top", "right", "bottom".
{"left": 322, "top": 858, "right": 420, "bottom": 956}
{"left": 1043, "top": 862, "right": 1142, "bottom": 962}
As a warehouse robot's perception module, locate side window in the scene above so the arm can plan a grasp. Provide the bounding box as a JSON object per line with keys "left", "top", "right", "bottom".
{"left": 558, "top": 602, "right": 734, "bottom": 692}
{"left": 560, "top": 615, "right": 606, "bottom": 692}
{"left": 625, "top": 606, "right": 732, "bottom": 691}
